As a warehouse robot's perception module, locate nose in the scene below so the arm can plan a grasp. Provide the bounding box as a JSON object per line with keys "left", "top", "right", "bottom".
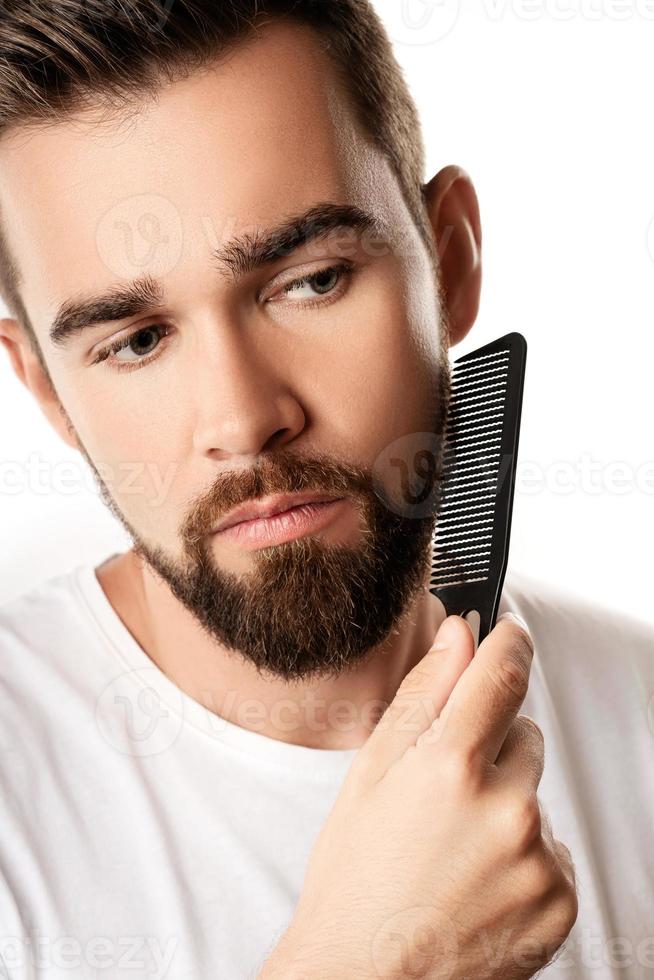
{"left": 190, "top": 324, "right": 306, "bottom": 458}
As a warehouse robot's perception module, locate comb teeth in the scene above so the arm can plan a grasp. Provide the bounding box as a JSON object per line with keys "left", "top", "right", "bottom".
{"left": 430, "top": 347, "right": 511, "bottom": 589}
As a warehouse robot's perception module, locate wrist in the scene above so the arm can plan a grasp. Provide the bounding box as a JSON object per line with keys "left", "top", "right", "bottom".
{"left": 257, "top": 923, "right": 354, "bottom": 980}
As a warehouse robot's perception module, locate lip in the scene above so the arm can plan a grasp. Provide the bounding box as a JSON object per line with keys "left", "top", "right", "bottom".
{"left": 213, "top": 492, "right": 346, "bottom": 533}
{"left": 213, "top": 497, "right": 348, "bottom": 549}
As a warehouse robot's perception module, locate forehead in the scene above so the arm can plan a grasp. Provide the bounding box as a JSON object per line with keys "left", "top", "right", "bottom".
{"left": 0, "top": 18, "right": 394, "bottom": 341}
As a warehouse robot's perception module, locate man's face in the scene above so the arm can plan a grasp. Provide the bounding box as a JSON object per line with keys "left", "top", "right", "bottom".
{"left": 0, "top": 19, "right": 451, "bottom": 681}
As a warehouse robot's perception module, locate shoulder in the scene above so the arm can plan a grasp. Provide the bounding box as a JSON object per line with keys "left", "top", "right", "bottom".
{"left": 0, "top": 566, "right": 82, "bottom": 647}
{"left": 0, "top": 565, "right": 96, "bottom": 710}
{"left": 500, "top": 567, "right": 653, "bottom": 667}
{"left": 499, "top": 568, "right": 653, "bottom": 725}
{"left": 499, "top": 575, "right": 654, "bottom": 970}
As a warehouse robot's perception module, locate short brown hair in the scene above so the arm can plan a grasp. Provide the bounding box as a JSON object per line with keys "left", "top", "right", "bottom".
{"left": 0, "top": 0, "right": 435, "bottom": 363}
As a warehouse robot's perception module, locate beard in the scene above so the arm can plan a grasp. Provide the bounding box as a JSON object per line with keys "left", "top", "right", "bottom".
{"left": 59, "top": 359, "right": 451, "bottom": 684}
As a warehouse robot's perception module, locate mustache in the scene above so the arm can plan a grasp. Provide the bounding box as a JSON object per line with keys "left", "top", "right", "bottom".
{"left": 183, "top": 451, "right": 375, "bottom": 546}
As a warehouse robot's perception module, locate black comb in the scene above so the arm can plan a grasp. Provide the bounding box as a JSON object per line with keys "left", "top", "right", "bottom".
{"left": 429, "top": 332, "right": 527, "bottom": 646}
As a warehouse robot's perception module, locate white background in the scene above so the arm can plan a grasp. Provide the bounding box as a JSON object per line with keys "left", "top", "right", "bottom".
{"left": 0, "top": 0, "right": 652, "bottom": 626}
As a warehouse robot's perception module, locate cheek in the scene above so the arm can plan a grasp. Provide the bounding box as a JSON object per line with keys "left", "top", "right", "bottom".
{"left": 304, "top": 270, "right": 441, "bottom": 463}
{"left": 54, "top": 376, "right": 190, "bottom": 534}
{"left": 345, "top": 272, "right": 439, "bottom": 417}
{"left": 101, "top": 454, "right": 192, "bottom": 545}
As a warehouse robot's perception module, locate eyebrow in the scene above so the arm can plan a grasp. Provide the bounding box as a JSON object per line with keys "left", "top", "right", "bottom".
{"left": 48, "top": 202, "right": 388, "bottom": 349}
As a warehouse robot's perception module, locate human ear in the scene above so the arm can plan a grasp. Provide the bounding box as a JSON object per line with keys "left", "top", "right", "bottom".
{"left": 0, "top": 316, "right": 80, "bottom": 451}
{"left": 422, "top": 164, "right": 482, "bottom": 349}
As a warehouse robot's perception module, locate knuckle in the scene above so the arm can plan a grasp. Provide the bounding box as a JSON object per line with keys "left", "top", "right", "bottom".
{"left": 553, "top": 838, "right": 577, "bottom": 887}
{"left": 505, "top": 629, "right": 534, "bottom": 672}
{"left": 539, "top": 804, "right": 554, "bottom": 846}
{"left": 563, "top": 885, "right": 580, "bottom": 932}
{"left": 523, "top": 840, "right": 579, "bottom": 916}
{"left": 439, "top": 746, "right": 484, "bottom": 792}
{"left": 498, "top": 792, "right": 543, "bottom": 852}
{"left": 523, "top": 848, "right": 559, "bottom": 903}
{"left": 550, "top": 879, "right": 580, "bottom": 934}
{"left": 517, "top": 714, "right": 544, "bottom": 743}
{"left": 515, "top": 715, "right": 546, "bottom": 775}
{"left": 534, "top": 864, "right": 557, "bottom": 904}
{"left": 487, "top": 651, "right": 531, "bottom": 705}
{"left": 502, "top": 618, "right": 535, "bottom": 659}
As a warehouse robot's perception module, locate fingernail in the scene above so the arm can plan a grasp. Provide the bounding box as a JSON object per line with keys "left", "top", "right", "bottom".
{"left": 433, "top": 615, "right": 464, "bottom": 650}
{"left": 499, "top": 611, "right": 530, "bottom": 635}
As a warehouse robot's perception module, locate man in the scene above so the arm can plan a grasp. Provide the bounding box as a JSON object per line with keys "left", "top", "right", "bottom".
{"left": 0, "top": 2, "right": 650, "bottom": 978}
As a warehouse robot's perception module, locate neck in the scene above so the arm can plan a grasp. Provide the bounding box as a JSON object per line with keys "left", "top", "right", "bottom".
{"left": 96, "top": 547, "right": 446, "bottom": 751}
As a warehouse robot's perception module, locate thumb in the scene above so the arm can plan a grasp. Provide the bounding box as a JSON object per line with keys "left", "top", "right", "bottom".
{"left": 356, "top": 615, "right": 476, "bottom": 784}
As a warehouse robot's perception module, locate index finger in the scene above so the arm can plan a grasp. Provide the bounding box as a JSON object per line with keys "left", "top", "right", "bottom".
{"left": 436, "top": 612, "right": 534, "bottom": 766}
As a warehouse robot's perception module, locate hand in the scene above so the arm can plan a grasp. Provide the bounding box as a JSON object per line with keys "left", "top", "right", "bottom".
{"left": 262, "top": 612, "right": 578, "bottom": 980}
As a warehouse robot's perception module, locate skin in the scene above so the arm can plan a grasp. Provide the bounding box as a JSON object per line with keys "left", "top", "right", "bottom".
{"left": 0, "top": 18, "right": 482, "bottom": 750}
{"left": 0, "top": 21, "right": 579, "bottom": 973}
{"left": 260, "top": 618, "right": 578, "bottom": 979}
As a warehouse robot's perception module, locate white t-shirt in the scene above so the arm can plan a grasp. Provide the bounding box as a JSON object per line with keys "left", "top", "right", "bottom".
{"left": 0, "top": 557, "right": 652, "bottom": 980}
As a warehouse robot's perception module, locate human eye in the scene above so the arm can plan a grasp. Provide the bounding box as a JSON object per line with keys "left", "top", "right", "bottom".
{"left": 91, "top": 323, "right": 173, "bottom": 373}
{"left": 269, "top": 261, "right": 356, "bottom": 308}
